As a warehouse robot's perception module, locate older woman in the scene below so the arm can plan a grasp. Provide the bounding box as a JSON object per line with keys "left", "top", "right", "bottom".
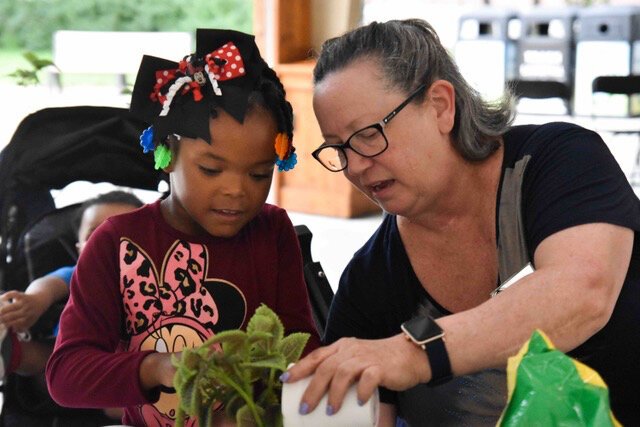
{"left": 283, "top": 19, "right": 640, "bottom": 426}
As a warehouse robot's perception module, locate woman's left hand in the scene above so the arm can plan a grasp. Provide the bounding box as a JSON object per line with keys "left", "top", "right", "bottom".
{"left": 282, "top": 333, "right": 430, "bottom": 415}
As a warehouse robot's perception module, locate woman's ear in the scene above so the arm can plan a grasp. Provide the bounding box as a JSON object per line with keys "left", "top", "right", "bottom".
{"left": 427, "top": 79, "right": 455, "bottom": 134}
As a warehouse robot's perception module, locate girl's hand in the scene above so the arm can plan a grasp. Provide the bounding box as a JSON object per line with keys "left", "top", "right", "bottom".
{"left": 139, "top": 352, "right": 178, "bottom": 390}
{"left": 0, "top": 290, "right": 48, "bottom": 332}
{"left": 282, "top": 334, "right": 431, "bottom": 416}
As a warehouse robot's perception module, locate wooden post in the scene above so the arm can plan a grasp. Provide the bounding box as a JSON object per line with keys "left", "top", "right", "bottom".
{"left": 254, "top": 0, "right": 380, "bottom": 217}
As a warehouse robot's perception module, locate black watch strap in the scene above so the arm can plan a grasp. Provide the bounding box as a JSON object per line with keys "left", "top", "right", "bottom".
{"left": 424, "top": 335, "right": 453, "bottom": 386}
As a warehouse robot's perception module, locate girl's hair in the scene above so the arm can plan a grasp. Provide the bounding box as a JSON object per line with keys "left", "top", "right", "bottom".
{"left": 246, "top": 62, "right": 294, "bottom": 142}
{"left": 313, "top": 19, "right": 515, "bottom": 161}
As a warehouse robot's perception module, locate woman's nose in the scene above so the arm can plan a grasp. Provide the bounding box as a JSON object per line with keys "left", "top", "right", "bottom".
{"left": 345, "top": 149, "right": 373, "bottom": 176}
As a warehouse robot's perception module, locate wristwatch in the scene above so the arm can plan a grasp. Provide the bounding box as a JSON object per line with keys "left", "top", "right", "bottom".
{"left": 401, "top": 315, "right": 453, "bottom": 386}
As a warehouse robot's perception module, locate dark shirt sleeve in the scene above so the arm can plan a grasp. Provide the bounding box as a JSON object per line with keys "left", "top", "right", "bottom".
{"left": 515, "top": 123, "right": 640, "bottom": 424}
{"left": 522, "top": 123, "right": 640, "bottom": 254}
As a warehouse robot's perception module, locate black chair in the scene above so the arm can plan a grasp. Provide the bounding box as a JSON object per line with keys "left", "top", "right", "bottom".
{"left": 508, "top": 79, "right": 574, "bottom": 114}
{"left": 592, "top": 75, "right": 640, "bottom": 96}
{"left": 295, "top": 224, "right": 334, "bottom": 338}
{"left": 592, "top": 75, "right": 640, "bottom": 188}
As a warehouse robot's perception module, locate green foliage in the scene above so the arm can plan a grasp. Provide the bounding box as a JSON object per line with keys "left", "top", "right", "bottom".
{"left": 173, "top": 304, "right": 310, "bottom": 427}
{"left": 0, "top": 0, "right": 253, "bottom": 51}
{"left": 8, "top": 51, "right": 55, "bottom": 85}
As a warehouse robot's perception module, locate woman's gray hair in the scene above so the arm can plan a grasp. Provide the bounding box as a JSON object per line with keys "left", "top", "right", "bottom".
{"left": 313, "top": 19, "right": 515, "bottom": 161}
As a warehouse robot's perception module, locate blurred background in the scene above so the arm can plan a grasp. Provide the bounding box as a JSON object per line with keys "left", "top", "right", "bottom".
{"left": 0, "top": 0, "right": 639, "bottom": 288}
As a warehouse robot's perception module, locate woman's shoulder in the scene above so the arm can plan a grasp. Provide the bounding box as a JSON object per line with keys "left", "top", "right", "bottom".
{"left": 503, "top": 121, "right": 604, "bottom": 167}
{"left": 511, "top": 121, "right": 598, "bottom": 141}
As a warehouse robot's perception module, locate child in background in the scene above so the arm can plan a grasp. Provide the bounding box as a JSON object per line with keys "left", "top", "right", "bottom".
{"left": 46, "top": 28, "right": 321, "bottom": 427}
{"left": 0, "top": 190, "right": 143, "bottom": 424}
{"left": 0, "top": 190, "right": 144, "bottom": 376}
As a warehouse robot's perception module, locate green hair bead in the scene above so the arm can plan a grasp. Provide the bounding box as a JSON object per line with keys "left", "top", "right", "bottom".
{"left": 154, "top": 144, "right": 172, "bottom": 170}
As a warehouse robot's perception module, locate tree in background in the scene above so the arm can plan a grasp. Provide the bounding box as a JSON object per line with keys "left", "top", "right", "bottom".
{"left": 0, "top": 0, "right": 252, "bottom": 51}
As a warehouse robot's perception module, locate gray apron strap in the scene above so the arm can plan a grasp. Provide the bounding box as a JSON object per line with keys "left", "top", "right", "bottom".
{"left": 497, "top": 155, "right": 532, "bottom": 283}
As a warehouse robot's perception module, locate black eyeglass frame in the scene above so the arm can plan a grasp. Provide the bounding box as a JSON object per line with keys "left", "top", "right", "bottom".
{"left": 312, "top": 83, "right": 428, "bottom": 172}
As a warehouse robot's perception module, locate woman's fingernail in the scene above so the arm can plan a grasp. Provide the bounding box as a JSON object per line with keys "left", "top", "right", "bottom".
{"left": 326, "top": 405, "right": 335, "bottom": 416}
{"left": 299, "top": 402, "right": 309, "bottom": 415}
{"left": 357, "top": 398, "right": 365, "bottom": 406}
{"left": 279, "top": 372, "right": 290, "bottom": 382}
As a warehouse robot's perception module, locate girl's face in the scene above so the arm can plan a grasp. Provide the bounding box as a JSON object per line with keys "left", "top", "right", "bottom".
{"left": 162, "top": 107, "right": 277, "bottom": 238}
{"left": 313, "top": 59, "right": 458, "bottom": 218}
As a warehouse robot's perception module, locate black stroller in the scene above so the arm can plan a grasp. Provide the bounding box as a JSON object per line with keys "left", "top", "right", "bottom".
{"left": 0, "top": 105, "right": 333, "bottom": 426}
{"left": 0, "top": 106, "right": 164, "bottom": 426}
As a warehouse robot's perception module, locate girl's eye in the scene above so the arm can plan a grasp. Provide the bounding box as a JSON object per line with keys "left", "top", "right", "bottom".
{"left": 199, "top": 166, "right": 221, "bottom": 176}
{"left": 251, "top": 173, "right": 272, "bottom": 181}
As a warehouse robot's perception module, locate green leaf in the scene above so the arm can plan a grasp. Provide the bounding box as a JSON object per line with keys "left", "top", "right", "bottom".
{"left": 224, "top": 393, "right": 245, "bottom": 420}
{"left": 221, "top": 332, "right": 249, "bottom": 358}
{"left": 23, "top": 51, "right": 54, "bottom": 70}
{"left": 8, "top": 69, "right": 38, "bottom": 86}
{"left": 247, "top": 304, "right": 284, "bottom": 345}
{"left": 241, "top": 354, "right": 287, "bottom": 372}
{"left": 203, "top": 329, "right": 248, "bottom": 346}
{"left": 248, "top": 330, "right": 275, "bottom": 356}
{"left": 278, "top": 332, "right": 310, "bottom": 365}
{"left": 236, "top": 403, "right": 264, "bottom": 427}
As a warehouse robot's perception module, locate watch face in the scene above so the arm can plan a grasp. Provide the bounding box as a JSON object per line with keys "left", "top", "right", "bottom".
{"left": 401, "top": 315, "right": 444, "bottom": 344}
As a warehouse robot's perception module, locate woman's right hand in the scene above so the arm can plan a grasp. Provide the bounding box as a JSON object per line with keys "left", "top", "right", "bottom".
{"left": 282, "top": 334, "right": 430, "bottom": 416}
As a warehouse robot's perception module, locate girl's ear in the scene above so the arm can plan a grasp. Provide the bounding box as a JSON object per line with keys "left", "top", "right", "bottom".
{"left": 161, "top": 136, "right": 179, "bottom": 173}
{"left": 427, "top": 79, "right": 455, "bottom": 134}
{"left": 162, "top": 158, "right": 174, "bottom": 173}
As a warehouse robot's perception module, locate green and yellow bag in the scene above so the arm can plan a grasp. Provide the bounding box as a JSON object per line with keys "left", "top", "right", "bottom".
{"left": 498, "top": 330, "right": 621, "bottom": 427}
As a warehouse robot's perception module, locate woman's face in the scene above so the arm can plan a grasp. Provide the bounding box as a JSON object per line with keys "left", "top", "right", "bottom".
{"left": 313, "top": 59, "right": 457, "bottom": 218}
{"left": 163, "top": 107, "right": 277, "bottom": 238}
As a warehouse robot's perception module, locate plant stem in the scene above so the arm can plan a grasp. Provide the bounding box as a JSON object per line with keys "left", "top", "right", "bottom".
{"left": 223, "top": 375, "right": 265, "bottom": 427}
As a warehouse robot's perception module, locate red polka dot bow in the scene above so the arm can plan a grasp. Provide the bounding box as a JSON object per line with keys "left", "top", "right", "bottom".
{"left": 150, "top": 41, "right": 246, "bottom": 109}
{"left": 204, "top": 42, "right": 246, "bottom": 81}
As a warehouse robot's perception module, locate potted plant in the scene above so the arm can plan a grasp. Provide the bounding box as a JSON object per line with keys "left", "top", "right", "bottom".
{"left": 172, "top": 304, "right": 310, "bottom": 427}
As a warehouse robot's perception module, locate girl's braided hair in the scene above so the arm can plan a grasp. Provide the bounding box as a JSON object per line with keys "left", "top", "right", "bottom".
{"left": 254, "top": 63, "right": 294, "bottom": 145}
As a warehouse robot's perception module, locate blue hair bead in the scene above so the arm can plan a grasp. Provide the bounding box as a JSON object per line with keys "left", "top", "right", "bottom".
{"left": 140, "top": 126, "right": 156, "bottom": 154}
{"left": 276, "top": 152, "right": 298, "bottom": 172}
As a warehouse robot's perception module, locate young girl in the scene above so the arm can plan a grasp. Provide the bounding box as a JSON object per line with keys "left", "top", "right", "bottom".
{"left": 46, "top": 29, "right": 321, "bottom": 427}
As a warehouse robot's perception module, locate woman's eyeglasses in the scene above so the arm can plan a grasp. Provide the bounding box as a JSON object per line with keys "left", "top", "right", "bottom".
{"left": 312, "top": 83, "right": 427, "bottom": 172}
